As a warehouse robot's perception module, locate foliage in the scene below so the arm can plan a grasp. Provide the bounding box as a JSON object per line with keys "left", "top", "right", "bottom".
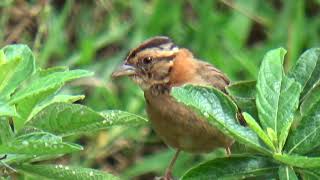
{"left": 0, "top": 45, "right": 147, "bottom": 179}
{"left": 1, "top": 0, "right": 320, "bottom": 179}
{"left": 171, "top": 47, "right": 320, "bottom": 179}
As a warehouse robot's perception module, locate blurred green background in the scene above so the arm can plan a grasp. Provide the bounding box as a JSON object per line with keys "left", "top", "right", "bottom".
{"left": 0, "top": 0, "right": 319, "bottom": 179}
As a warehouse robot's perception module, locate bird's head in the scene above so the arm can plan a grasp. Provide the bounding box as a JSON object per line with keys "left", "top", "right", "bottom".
{"left": 112, "top": 36, "right": 181, "bottom": 90}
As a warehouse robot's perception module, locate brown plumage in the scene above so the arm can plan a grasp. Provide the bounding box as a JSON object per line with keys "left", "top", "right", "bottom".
{"left": 112, "top": 36, "right": 234, "bottom": 180}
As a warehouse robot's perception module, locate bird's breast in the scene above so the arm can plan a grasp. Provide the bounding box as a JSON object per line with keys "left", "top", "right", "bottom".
{"left": 144, "top": 90, "right": 233, "bottom": 153}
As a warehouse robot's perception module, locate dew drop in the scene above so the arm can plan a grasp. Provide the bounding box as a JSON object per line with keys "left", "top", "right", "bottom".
{"left": 80, "top": 111, "right": 84, "bottom": 115}
{"left": 72, "top": 171, "right": 76, "bottom": 174}
{"left": 65, "top": 166, "right": 69, "bottom": 170}
{"left": 59, "top": 164, "right": 63, "bottom": 168}
{"left": 102, "top": 120, "right": 107, "bottom": 124}
{"left": 44, "top": 142, "right": 49, "bottom": 147}
{"left": 55, "top": 165, "right": 59, "bottom": 168}
{"left": 89, "top": 171, "right": 93, "bottom": 176}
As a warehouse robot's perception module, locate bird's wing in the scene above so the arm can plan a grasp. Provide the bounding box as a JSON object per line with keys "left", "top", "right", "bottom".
{"left": 196, "top": 61, "right": 247, "bottom": 125}
{"left": 196, "top": 61, "right": 230, "bottom": 93}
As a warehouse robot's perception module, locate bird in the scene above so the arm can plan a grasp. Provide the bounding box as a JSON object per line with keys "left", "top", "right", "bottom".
{"left": 112, "top": 36, "right": 234, "bottom": 180}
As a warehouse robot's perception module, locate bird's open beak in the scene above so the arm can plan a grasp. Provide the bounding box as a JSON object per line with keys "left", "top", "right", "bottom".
{"left": 112, "top": 64, "right": 136, "bottom": 78}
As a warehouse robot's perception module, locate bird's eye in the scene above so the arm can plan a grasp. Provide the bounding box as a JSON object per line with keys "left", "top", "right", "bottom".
{"left": 142, "top": 57, "right": 152, "bottom": 65}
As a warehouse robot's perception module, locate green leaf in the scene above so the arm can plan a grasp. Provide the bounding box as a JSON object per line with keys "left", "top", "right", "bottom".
{"left": 182, "top": 155, "right": 278, "bottom": 180}
{"left": 11, "top": 69, "right": 91, "bottom": 130}
{"left": 10, "top": 69, "right": 93, "bottom": 104}
{"left": 289, "top": 48, "right": 320, "bottom": 99}
{"left": 0, "top": 132, "right": 82, "bottom": 155}
{"left": 100, "top": 110, "right": 148, "bottom": 127}
{"left": 0, "top": 101, "right": 18, "bottom": 117}
{"left": 27, "top": 94, "right": 85, "bottom": 120}
{"left": 17, "top": 164, "right": 119, "bottom": 180}
{"left": 0, "top": 54, "right": 21, "bottom": 99}
{"left": 227, "top": 80, "right": 258, "bottom": 119}
{"left": 242, "top": 112, "right": 275, "bottom": 151}
{"left": 285, "top": 99, "right": 320, "bottom": 154}
{"left": 26, "top": 102, "right": 147, "bottom": 136}
{"left": 14, "top": 87, "right": 60, "bottom": 130}
{"left": 256, "top": 48, "right": 301, "bottom": 150}
{"left": 278, "top": 166, "right": 298, "bottom": 180}
{"left": 274, "top": 153, "right": 320, "bottom": 168}
{"left": 0, "top": 45, "right": 36, "bottom": 99}
{"left": 171, "top": 85, "right": 271, "bottom": 155}
{"left": 300, "top": 83, "right": 320, "bottom": 115}
{"left": 227, "top": 80, "right": 256, "bottom": 99}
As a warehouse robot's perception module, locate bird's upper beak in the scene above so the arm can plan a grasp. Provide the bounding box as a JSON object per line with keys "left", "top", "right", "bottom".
{"left": 112, "top": 64, "right": 136, "bottom": 78}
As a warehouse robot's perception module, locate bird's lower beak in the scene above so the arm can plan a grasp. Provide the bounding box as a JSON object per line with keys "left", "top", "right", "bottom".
{"left": 112, "top": 64, "right": 136, "bottom": 78}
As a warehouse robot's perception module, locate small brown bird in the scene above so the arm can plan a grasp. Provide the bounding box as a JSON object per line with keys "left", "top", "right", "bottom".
{"left": 112, "top": 36, "right": 234, "bottom": 180}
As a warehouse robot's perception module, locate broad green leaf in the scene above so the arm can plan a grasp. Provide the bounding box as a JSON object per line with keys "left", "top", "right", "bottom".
{"left": 26, "top": 103, "right": 147, "bottom": 136}
{"left": 285, "top": 101, "right": 320, "bottom": 154}
{"left": 0, "top": 45, "right": 36, "bottom": 99}
{"left": 300, "top": 83, "right": 320, "bottom": 115}
{"left": 289, "top": 48, "right": 320, "bottom": 99}
{"left": 17, "top": 164, "right": 119, "bottom": 180}
{"left": 0, "top": 132, "right": 82, "bottom": 155}
{"left": 227, "top": 81, "right": 258, "bottom": 119}
{"left": 171, "top": 85, "right": 271, "bottom": 155}
{"left": 100, "top": 110, "right": 148, "bottom": 127}
{"left": 274, "top": 153, "right": 320, "bottom": 168}
{"left": 11, "top": 69, "right": 91, "bottom": 130}
{"left": 0, "top": 101, "right": 18, "bottom": 117}
{"left": 227, "top": 81, "right": 256, "bottom": 99}
{"left": 27, "top": 94, "right": 85, "bottom": 121}
{"left": 0, "top": 55, "right": 21, "bottom": 100}
{"left": 256, "top": 48, "right": 301, "bottom": 150}
{"left": 14, "top": 87, "right": 60, "bottom": 130}
{"left": 278, "top": 166, "right": 298, "bottom": 180}
{"left": 10, "top": 69, "right": 93, "bottom": 104}
{"left": 182, "top": 156, "right": 278, "bottom": 180}
{"left": 242, "top": 112, "right": 275, "bottom": 151}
